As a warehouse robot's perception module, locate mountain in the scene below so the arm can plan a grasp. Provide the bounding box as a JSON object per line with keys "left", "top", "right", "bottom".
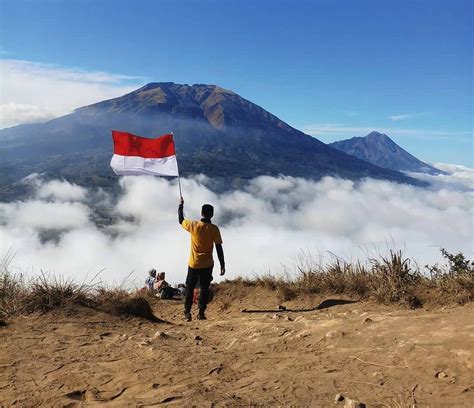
{"left": 330, "top": 131, "right": 442, "bottom": 175}
{"left": 0, "top": 83, "right": 424, "bottom": 200}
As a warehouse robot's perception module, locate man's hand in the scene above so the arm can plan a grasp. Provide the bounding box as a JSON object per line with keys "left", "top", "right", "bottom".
{"left": 178, "top": 197, "right": 185, "bottom": 224}
{"left": 220, "top": 266, "right": 225, "bottom": 276}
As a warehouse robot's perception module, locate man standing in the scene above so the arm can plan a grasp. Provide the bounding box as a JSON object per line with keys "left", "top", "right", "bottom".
{"left": 179, "top": 197, "right": 225, "bottom": 321}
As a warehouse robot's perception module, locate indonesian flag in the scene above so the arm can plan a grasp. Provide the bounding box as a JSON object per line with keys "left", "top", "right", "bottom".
{"left": 110, "top": 130, "right": 179, "bottom": 176}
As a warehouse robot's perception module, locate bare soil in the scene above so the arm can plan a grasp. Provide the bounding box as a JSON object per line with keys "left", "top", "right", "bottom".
{"left": 1, "top": 285, "right": 473, "bottom": 407}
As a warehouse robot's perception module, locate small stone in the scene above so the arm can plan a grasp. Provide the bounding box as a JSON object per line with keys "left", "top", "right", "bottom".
{"left": 272, "top": 314, "right": 282, "bottom": 319}
{"left": 362, "top": 317, "right": 373, "bottom": 324}
{"left": 154, "top": 331, "right": 169, "bottom": 339}
{"left": 296, "top": 330, "right": 310, "bottom": 339}
{"left": 325, "top": 330, "right": 345, "bottom": 339}
{"left": 284, "top": 316, "right": 293, "bottom": 322}
{"left": 335, "top": 393, "right": 345, "bottom": 402}
{"left": 344, "top": 398, "right": 366, "bottom": 408}
{"left": 194, "top": 335, "right": 203, "bottom": 341}
{"left": 138, "top": 339, "right": 151, "bottom": 347}
{"left": 436, "top": 371, "right": 448, "bottom": 378}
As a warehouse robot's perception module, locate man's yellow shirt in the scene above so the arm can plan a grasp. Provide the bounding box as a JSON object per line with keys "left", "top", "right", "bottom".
{"left": 181, "top": 219, "right": 223, "bottom": 269}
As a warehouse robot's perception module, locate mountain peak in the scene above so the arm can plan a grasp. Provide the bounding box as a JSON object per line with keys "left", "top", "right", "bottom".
{"left": 365, "top": 131, "right": 391, "bottom": 141}
{"left": 330, "top": 132, "right": 442, "bottom": 175}
{"left": 138, "top": 82, "right": 177, "bottom": 91}
{"left": 77, "top": 81, "right": 286, "bottom": 131}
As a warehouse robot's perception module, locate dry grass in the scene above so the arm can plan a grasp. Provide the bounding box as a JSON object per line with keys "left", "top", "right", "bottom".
{"left": 232, "top": 249, "right": 473, "bottom": 308}
{"left": 426, "top": 249, "right": 474, "bottom": 304}
{"left": 0, "top": 254, "right": 162, "bottom": 323}
{"left": 93, "top": 287, "right": 164, "bottom": 322}
{"left": 1, "top": 249, "right": 472, "bottom": 324}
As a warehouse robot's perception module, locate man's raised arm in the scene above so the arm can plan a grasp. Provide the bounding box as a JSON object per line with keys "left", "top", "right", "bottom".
{"left": 178, "top": 197, "right": 185, "bottom": 225}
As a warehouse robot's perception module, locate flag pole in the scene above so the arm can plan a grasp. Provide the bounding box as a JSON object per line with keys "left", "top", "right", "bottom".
{"left": 171, "top": 131, "right": 183, "bottom": 198}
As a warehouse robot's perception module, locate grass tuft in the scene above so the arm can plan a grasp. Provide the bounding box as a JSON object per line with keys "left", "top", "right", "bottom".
{"left": 93, "top": 288, "right": 164, "bottom": 322}
{"left": 231, "top": 249, "right": 473, "bottom": 308}
{"left": 0, "top": 254, "right": 162, "bottom": 323}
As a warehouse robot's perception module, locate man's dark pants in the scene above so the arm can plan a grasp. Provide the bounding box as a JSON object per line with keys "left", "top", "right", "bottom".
{"left": 184, "top": 266, "right": 213, "bottom": 313}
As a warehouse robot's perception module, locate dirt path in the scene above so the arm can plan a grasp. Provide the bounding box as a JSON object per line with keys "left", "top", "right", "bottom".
{"left": 1, "top": 288, "right": 473, "bottom": 407}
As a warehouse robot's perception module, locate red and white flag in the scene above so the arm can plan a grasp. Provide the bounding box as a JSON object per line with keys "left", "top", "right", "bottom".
{"left": 110, "top": 130, "right": 179, "bottom": 176}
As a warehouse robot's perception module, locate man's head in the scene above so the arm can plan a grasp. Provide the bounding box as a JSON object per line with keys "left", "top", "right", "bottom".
{"left": 201, "top": 204, "right": 214, "bottom": 220}
{"left": 149, "top": 268, "right": 156, "bottom": 278}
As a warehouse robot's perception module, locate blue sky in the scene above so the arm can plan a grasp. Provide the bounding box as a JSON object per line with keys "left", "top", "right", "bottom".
{"left": 1, "top": 0, "right": 472, "bottom": 165}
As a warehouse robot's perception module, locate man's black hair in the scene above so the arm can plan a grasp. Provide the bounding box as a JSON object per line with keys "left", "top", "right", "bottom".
{"left": 201, "top": 204, "right": 214, "bottom": 219}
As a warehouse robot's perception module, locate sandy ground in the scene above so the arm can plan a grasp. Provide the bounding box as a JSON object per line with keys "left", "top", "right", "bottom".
{"left": 1, "top": 285, "right": 473, "bottom": 407}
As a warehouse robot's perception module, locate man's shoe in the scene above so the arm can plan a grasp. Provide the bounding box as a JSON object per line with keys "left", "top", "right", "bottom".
{"left": 197, "top": 311, "right": 207, "bottom": 320}
{"left": 184, "top": 312, "right": 192, "bottom": 322}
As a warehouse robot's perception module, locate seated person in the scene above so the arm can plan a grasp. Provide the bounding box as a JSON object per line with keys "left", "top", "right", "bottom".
{"left": 144, "top": 269, "right": 157, "bottom": 291}
{"left": 154, "top": 272, "right": 181, "bottom": 299}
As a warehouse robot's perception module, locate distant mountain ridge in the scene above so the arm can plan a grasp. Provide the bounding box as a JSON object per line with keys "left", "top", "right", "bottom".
{"left": 0, "top": 83, "right": 424, "bottom": 200}
{"left": 330, "top": 131, "right": 442, "bottom": 175}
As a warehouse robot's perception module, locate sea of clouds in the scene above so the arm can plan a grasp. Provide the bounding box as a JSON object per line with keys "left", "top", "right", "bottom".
{"left": 1, "top": 163, "right": 472, "bottom": 287}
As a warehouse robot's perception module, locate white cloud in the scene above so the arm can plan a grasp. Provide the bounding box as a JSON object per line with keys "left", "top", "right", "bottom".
{"left": 0, "top": 200, "right": 91, "bottom": 231}
{"left": 302, "top": 124, "right": 472, "bottom": 140}
{"left": 389, "top": 112, "right": 430, "bottom": 121}
{"left": 21, "top": 173, "right": 88, "bottom": 202}
{"left": 1, "top": 172, "right": 472, "bottom": 288}
{"left": 37, "top": 180, "right": 88, "bottom": 202}
{"left": 0, "top": 59, "right": 144, "bottom": 128}
{"left": 408, "top": 163, "right": 474, "bottom": 192}
{"left": 0, "top": 103, "right": 56, "bottom": 127}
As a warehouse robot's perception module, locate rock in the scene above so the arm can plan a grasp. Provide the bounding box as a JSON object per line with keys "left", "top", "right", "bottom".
{"left": 138, "top": 339, "right": 151, "bottom": 347}
{"left": 344, "top": 398, "right": 366, "bottom": 408}
{"left": 154, "top": 331, "right": 169, "bottom": 339}
{"left": 362, "top": 317, "right": 373, "bottom": 324}
{"left": 284, "top": 316, "right": 293, "bottom": 322}
{"left": 335, "top": 393, "right": 345, "bottom": 402}
{"left": 325, "top": 330, "right": 345, "bottom": 339}
{"left": 277, "top": 305, "right": 287, "bottom": 311}
{"left": 194, "top": 335, "right": 203, "bottom": 341}
{"left": 325, "top": 331, "right": 337, "bottom": 338}
{"left": 436, "top": 371, "right": 448, "bottom": 378}
{"left": 296, "top": 330, "right": 310, "bottom": 339}
{"left": 272, "top": 314, "right": 282, "bottom": 319}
